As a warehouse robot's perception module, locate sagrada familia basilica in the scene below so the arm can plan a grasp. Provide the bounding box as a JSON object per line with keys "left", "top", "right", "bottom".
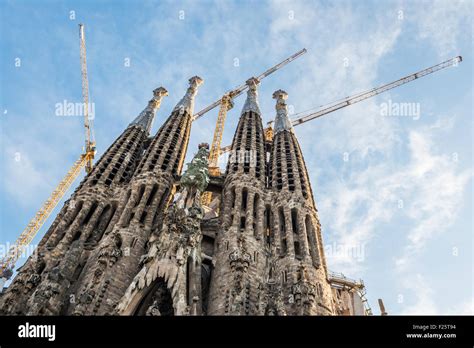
{"left": 0, "top": 76, "right": 372, "bottom": 316}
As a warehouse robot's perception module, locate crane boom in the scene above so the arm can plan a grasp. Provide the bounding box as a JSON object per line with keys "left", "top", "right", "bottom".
{"left": 291, "top": 56, "right": 462, "bottom": 126}
{"left": 220, "top": 56, "right": 462, "bottom": 153}
{"left": 0, "top": 155, "right": 87, "bottom": 279}
{"left": 193, "top": 48, "right": 307, "bottom": 121}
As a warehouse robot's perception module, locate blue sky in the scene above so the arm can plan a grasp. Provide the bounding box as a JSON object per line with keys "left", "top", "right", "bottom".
{"left": 0, "top": 0, "right": 472, "bottom": 314}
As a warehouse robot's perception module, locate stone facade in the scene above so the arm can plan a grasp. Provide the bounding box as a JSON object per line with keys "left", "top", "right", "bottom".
{"left": 0, "top": 77, "right": 370, "bottom": 316}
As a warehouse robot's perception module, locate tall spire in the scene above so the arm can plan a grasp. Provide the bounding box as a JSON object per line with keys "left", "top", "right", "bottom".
{"left": 272, "top": 89, "right": 293, "bottom": 134}
{"left": 241, "top": 77, "right": 261, "bottom": 115}
{"left": 173, "top": 76, "right": 204, "bottom": 115}
{"left": 130, "top": 87, "right": 168, "bottom": 133}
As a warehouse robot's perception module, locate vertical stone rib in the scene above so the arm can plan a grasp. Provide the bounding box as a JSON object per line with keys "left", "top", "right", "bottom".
{"left": 299, "top": 213, "right": 310, "bottom": 260}
{"left": 59, "top": 201, "right": 92, "bottom": 247}
{"left": 82, "top": 203, "right": 106, "bottom": 241}
{"left": 246, "top": 191, "right": 255, "bottom": 235}
{"left": 234, "top": 189, "right": 242, "bottom": 229}
{"left": 284, "top": 208, "right": 295, "bottom": 256}
{"left": 131, "top": 185, "right": 153, "bottom": 225}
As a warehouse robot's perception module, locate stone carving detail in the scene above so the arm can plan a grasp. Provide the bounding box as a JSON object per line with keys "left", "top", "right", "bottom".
{"left": 289, "top": 264, "right": 317, "bottom": 310}
{"left": 177, "top": 143, "right": 210, "bottom": 210}
{"left": 116, "top": 144, "right": 209, "bottom": 315}
{"left": 145, "top": 300, "right": 162, "bottom": 316}
{"left": 255, "top": 256, "right": 286, "bottom": 315}
{"left": 225, "top": 235, "right": 252, "bottom": 315}
{"left": 98, "top": 233, "right": 123, "bottom": 266}
{"left": 257, "top": 282, "right": 286, "bottom": 316}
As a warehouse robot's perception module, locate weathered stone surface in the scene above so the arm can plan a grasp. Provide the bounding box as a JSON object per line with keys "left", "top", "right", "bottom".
{"left": 117, "top": 144, "right": 209, "bottom": 315}
{"left": 0, "top": 81, "right": 370, "bottom": 316}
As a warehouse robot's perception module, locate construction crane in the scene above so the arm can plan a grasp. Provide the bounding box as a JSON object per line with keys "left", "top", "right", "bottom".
{"left": 79, "top": 23, "right": 96, "bottom": 173}
{"left": 217, "top": 55, "right": 461, "bottom": 158}
{"left": 0, "top": 24, "right": 96, "bottom": 284}
{"left": 199, "top": 48, "right": 307, "bottom": 205}
{"left": 268, "top": 55, "right": 462, "bottom": 131}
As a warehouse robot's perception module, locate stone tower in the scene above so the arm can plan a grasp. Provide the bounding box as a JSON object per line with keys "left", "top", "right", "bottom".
{"left": 66, "top": 76, "right": 203, "bottom": 315}
{"left": 207, "top": 78, "right": 268, "bottom": 315}
{"left": 0, "top": 87, "right": 169, "bottom": 315}
{"left": 267, "top": 90, "right": 333, "bottom": 315}
{"left": 116, "top": 143, "right": 210, "bottom": 316}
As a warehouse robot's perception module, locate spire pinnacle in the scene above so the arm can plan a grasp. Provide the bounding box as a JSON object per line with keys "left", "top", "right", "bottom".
{"left": 272, "top": 89, "right": 293, "bottom": 134}
{"left": 241, "top": 77, "right": 261, "bottom": 115}
{"left": 173, "top": 76, "right": 204, "bottom": 115}
{"left": 130, "top": 87, "right": 168, "bottom": 133}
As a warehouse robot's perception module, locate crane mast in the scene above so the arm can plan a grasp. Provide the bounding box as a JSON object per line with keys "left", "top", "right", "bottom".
{"left": 0, "top": 24, "right": 96, "bottom": 283}
{"left": 207, "top": 94, "right": 234, "bottom": 177}
{"left": 79, "top": 23, "right": 96, "bottom": 173}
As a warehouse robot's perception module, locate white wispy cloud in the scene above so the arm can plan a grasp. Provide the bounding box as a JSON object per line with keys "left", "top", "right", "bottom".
{"left": 399, "top": 273, "right": 438, "bottom": 315}
{"left": 317, "top": 121, "right": 471, "bottom": 275}
{"left": 412, "top": 0, "right": 472, "bottom": 58}
{"left": 399, "top": 273, "right": 474, "bottom": 315}
{"left": 394, "top": 128, "right": 472, "bottom": 270}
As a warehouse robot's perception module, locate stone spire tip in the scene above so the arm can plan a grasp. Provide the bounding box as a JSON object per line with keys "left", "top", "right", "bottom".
{"left": 153, "top": 87, "right": 169, "bottom": 98}
{"left": 272, "top": 89, "right": 288, "bottom": 101}
{"left": 273, "top": 89, "right": 293, "bottom": 134}
{"left": 174, "top": 76, "right": 204, "bottom": 115}
{"left": 130, "top": 86, "right": 168, "bottom": 133}
{"left": 241, "top": 77, "right": 261, "bottom": 115}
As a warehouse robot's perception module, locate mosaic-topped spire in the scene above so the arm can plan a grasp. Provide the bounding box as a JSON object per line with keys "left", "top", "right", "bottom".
{"left": 272, "top": 89, "right": 293, "bottom": 134}
{"left": 241, "top": 77, "right": 261, "bottom": 115}
{"left": 173, "top": 76, "right": 204, "bottom": 115}
{"left": 129, "top": 87, "right": 168, "bottom": 133}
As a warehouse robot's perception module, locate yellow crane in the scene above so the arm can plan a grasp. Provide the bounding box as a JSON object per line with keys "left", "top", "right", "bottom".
{"left": 79, "top": 23, "right": 96, "bottom": 174}
{"left": 0, "top": 24, "right": 96, "bottom": 283}
{"left": 197, "top": 48, "right": 307, "bottom": 205}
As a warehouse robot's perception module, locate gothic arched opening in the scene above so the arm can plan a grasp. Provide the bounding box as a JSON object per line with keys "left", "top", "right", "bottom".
{"left": 134, "top": 277, "right": 174, "bottom": 316}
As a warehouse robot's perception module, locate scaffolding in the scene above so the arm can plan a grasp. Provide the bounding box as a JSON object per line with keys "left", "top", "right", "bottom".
{"left": 328, "top": 271, "right": 373, "bottom": 316}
